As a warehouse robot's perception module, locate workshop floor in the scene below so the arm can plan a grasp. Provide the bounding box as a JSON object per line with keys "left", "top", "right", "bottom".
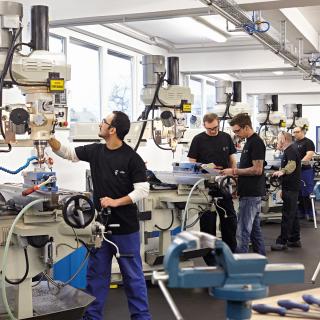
{"left": 103, "top": 219, "right": 320, "bottom": 320}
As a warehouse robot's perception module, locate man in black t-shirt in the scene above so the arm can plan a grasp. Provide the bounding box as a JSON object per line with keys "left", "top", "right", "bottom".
{"left": 221, "top": 113, "right": 266, "bottom": 255}
{"left": 271, "top": 132, "right": 301, "bottom": 251}
{"left": 293, "top": 127, "right": 315, "bottom": 220}
{"left": 188, "top": 113, "right": 237, "bottom": 259}
{"left": 49, "top": 111, "right": 151, "bottom": 320}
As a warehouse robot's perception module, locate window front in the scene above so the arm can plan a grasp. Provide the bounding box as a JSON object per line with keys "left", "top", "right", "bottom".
{"left": 67, "top": 39, "right": 100, "bottom": 123}
{"left": 107, "top": 50, "right": 133, "bottom": 119}
{"left": 206, "top": 81, "right": 216, "bottom": 113}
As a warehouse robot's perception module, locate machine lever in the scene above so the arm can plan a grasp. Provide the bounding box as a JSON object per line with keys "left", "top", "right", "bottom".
{"left": 22, "top": 186, "right": 38, "bottom": 196}
{"left": 157, "top": 278, "right": 184, "bottom": 320}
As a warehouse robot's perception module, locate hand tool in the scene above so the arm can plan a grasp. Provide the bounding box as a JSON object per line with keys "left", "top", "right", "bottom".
{"left": 252, "top": 303, "right": 320, "bottom": 319}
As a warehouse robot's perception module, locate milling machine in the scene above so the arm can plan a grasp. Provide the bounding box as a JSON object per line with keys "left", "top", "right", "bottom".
{"left": 0, "top": 3, "right": 102, "bottom": 319}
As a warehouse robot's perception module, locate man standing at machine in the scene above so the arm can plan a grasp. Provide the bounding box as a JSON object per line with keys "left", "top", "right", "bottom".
{"left": 292, "top": 126, "right": 316, "bottom": 221}
{"left": 48, "top": 111, "right": 151, "bottom": 320}
{"left": 271, "top": 131, "right": 301, "bottom": 251}
{"left": 188, "top": 113, "right": 238, "bottom": 260}
{"left": 221, "top": 113, "right": 266, "bottom": 255}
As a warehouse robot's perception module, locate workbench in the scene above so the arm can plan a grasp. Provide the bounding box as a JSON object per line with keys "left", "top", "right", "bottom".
{"left": 252, "top": 288, "right": 320, "bottom": 319}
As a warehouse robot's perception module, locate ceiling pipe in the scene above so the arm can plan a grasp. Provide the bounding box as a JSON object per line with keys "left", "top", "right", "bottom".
{"left": 198, "top": 0, "right": 318, "bottom": 83}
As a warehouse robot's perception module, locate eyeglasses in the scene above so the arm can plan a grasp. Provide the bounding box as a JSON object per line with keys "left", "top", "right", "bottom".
{"left": 233, "top": 127, "right": 243, "bottom": 134}
{"left": 292, "top": 130, "right": 301, "bottom": 134}
{"left": 205, "top": 125, "right": 219, "bottom": 132}
{"left": 101, "top": 119, "right": 112, "bottom": 127}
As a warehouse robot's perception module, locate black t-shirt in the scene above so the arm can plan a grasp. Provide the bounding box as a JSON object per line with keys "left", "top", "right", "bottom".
{"left": 281, "top": 144, "right": 301, "bottom": 191}
{"left": 187, "top": 131, "right": 237, "bottom": 169}
{"left": 294, "top": 137, "right": 315, "bottom": 161}
{"left": 75, "top": 143, "right": 147, "bottom": 234}
{"left": 238, "top": 133, "right": 266, "bottom": 197}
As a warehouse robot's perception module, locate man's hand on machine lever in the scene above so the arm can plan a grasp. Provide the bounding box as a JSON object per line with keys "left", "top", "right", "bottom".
{"left": 48, "top": 137, "right": 61, "bottom": 151}
{"left": 100, "top": 197, "right": 120, "bottom": 208}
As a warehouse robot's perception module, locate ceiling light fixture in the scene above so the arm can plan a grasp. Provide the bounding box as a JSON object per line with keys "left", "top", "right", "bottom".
{"left": 273, "top": 71, "right": 284, "bottom": 76}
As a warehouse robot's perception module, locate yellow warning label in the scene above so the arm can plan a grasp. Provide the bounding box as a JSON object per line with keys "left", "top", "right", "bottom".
{"left": 182, "top": 103, "right": 192, "bottom": 113}
{"left": 49, "top": 79, "right": 65, "bottom": 92}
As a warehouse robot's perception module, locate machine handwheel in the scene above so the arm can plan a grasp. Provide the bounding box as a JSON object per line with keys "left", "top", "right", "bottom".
{"left": 314, "top": 161, "right": 320, "bottom": 173}
{"left": 219, "top": 176, "right": 237, "bottom": 197}
{"left": 62, "top": 195, "right": 95, "bottom": 229}
{"left": 269, "top": 175, "right": 281, "bottom": 188}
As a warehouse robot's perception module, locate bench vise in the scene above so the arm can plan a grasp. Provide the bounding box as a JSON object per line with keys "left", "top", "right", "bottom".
{"left": 152, "top": 231, "right": 304, "bottom": 320}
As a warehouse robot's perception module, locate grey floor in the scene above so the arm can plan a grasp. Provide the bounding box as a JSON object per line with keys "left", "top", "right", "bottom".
{"left": 103, "top": 219, "right": 320, "bottom": 320}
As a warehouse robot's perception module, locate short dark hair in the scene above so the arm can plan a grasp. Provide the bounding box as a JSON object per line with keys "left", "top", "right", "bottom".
{"left": 110, "top": 111, "right": 130, "bottom": 140}
{"left": 229, "top": 113, "right": 252, "bottom": 129}
{"left": 203, "top": 113, "right": 219, "bottom": 123}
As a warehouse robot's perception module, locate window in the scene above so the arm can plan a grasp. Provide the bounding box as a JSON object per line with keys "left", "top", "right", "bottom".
{"left": 206, "top": 81, "right": 216, "bottom": 113}
{"left": 49, "top": 35, "right": 64, "bottom": 53}
{"left": 189, "top": 77, "right": 202, "bottom": 117}
{"left": 68, "top": 39, "right": 100, "bottom": 123}
{"left": 106, "top": 50, "right": 133, "bottom": 119}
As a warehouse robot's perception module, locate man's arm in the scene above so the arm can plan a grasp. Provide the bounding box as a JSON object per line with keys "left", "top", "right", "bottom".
{"left": 302, "top": 150, "right": 314, "bottom": 162}
{"left": 236, "top": 160, "right": 264, "bottom": 176}
{"left": 229, "top": 154, "right": 237, "bottom": 169}
{"left": 189, "top": 158, "right": 197, "bottom": 163}
{"left": 100, "top": 181, "right": 150, "bottom": 208}
{"left": 48, "top": 137, "right": 80, "bottom": 162}
{"left": 221, "top": 160, "right": 264, "bottom": 176}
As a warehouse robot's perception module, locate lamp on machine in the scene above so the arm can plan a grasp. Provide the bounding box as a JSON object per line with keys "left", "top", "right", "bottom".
{"left": 136, "top": 55, "right": 193, "bottom": 152}
{"left": 160, "top": 110, "right": 175, "bottom": 127}
{"left": 283, "top": 103, "right": 309, "bottom": 132}
{"left": 214, "top": 80, "right": 251, "bottom": 131}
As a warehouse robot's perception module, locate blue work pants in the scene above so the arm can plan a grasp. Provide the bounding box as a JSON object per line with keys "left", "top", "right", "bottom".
{"left": 298, "top": 168, "right": 315, "bottom": 217}
{"left": 236, "top": 196, "right": 266, "bottom": 255}
{"left": 83, "top": 231, "right": 151, "bottom": 320}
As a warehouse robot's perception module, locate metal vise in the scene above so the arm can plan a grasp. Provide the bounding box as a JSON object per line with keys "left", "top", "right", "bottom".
{"left": 152, "top": 231, "right": 304, "bottom": 320}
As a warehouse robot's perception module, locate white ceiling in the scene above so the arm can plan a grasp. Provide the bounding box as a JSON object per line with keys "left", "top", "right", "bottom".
{"left": 47, "top": 0, "right": 320, "bottom": 81}
{"left": 298, "top": 6, "right": 320, "bottom": 32}
{"left": 101, "top": 2, "right": 320, "bottom": 56}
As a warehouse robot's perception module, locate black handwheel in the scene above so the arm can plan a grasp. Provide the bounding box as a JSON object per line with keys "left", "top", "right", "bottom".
{"left": 62, "top": 195, "right": 95, "bottom": 228}
{"left": 269, "top": 175, "right": 282, "bottom": 188}
{"left": 314, "top": 161, "right": 320, "bottom": 173}
{"left": 219, "top": 176, "right": 237, "bottom": 197}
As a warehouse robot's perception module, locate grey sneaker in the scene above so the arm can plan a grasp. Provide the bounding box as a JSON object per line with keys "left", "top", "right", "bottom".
{"left": 287, "top": 241, "right": 302, "bottom": 248}
{"left": 271, "top": 243, "right": 288, "bottom": 251}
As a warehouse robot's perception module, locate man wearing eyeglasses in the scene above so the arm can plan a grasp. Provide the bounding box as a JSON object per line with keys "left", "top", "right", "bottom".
{"left": 271, "top": 131, "right": 301, "bottom": 250}
{"left": 221, "top": 113, "right": 266, "bottom": 256}
{"left": 188, "top": 113, "right": 238, "bottom": 262}
{"left": 292, "top": 127, "right": 315, "bottom": 221}
{"left": 48, "top": 111, "right": 151, "bottom": 320}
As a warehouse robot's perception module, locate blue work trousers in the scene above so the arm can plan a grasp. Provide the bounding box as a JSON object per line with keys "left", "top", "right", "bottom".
{"left": 298, "top": 168, "right": 315, "bottom": 217}
{"left": 83, "top": 231, "right": 151, "bottom": 320}
{"left": 236, "top": 197, "right": 266, "bottom": 255}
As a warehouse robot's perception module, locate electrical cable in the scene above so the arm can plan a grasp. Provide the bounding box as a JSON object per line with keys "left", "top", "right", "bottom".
{"left": 1, "top": 198, "right": 45, "bottom": 320}
{"left": 182, "top": 178, "right": 206, "bottom": 231}
{"left": 151, "top": 107, "right": 172, "bottom": 151}
{"left": 185, "top": 207, "right": 204, "bottom": 229}
{"left": 102, "top": 233, "right": 120, "bottom": 258}
{"left": 213, "top": 199, "right": 227, "bottom": 219}
{"left": 154, "top": 209, "right": 175, "bottom": 231}
{"left": 5, "top": 247, "right": 29, "bottom": 285}
{"left": 133, "top": 77, "right": 162, "bottom": 151}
